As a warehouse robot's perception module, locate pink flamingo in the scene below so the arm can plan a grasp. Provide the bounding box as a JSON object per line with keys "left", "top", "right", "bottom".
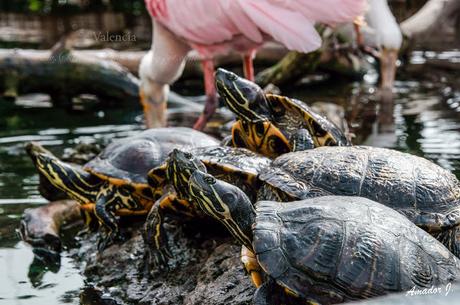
{"left": 140, "top": 0, "right": 367, "bottom": 129}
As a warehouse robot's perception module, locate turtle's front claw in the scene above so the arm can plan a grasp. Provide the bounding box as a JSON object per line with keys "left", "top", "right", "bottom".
{"left": 97, "top": 231, "right": 117, "bottom": 252}
{"left": 145, "top": 247, "right": 172, "bottom": 273}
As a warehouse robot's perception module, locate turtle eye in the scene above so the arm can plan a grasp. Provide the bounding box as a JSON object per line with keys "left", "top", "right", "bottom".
{"left": 221, "top": 192, "right": 236, "bottom": 204}
{"left": 184, "top": 152, "right": 193, "bottom": 159}
{"left": 204, "top": 176, "right": 216, "bottom": 185}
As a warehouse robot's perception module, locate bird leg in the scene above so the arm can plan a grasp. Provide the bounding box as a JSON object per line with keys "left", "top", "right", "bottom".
{"left": 243, "top": 50, "right": 256, "bottom": 81}
{"left": 379, "top": 48, "right": 399, "bottom": 91}
{"left": 353, "top": 16, "right": 365, "bottom": 48}
{"left": 193, "top": 59, "right": 217, "bottom": 130}
{"left": 140, "top": 81, "right": 168, "bottom": 128}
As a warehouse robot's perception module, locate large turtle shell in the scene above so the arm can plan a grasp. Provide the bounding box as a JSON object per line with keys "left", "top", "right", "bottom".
{"left": 84, "top": 127, "right": 219, "bottom": 185}
{"left": 253, "top": 196, "right": 460, "bottom": 304}
{"left": 265, "top": 94, "right": 350, "bottom": 146}
{"left": 259, "top": 146, "right": 460, "bottom": 232}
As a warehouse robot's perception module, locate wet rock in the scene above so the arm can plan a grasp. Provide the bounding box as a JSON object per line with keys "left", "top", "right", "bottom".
{"left": 62, "top": 141, "right": 103, "bottom": 165}
{"left": 76, "top": 220, "right": 255, "bottom": 305}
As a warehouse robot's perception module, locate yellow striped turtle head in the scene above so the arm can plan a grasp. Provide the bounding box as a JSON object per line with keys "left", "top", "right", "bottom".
{"left": 25, "top": 142, "right": 101, "bottom": 204}
{"left": 188, "top": 170, "right": 255, "bottom": 250}
{"left": 215, "top": 68, "right": 272, "bottom": 122}
{"left": 148, "top": 149, "right": 207, "bottom": 199}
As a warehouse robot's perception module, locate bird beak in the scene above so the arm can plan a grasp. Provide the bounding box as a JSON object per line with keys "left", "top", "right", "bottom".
{"left": 379, "top": 48, "right": 399, "bottom": 91}
{"left": 140, "top": 88, "right": 167, "bottom": 128}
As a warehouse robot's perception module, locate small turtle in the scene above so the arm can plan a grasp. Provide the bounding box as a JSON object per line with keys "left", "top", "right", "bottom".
{"left": 215, "top": 68, "right": 351, "bottom": 157}
{"left": 146, "top": 145, "right": 460, "bottom": 269}
{"left": 143, "top": 146, "right": 272, "bottom": 267}
{"left": 187, "top": 171, "right": 460, "bottom": 304}
{"left": 26, "top": 127, "right": 219, "bottom": 250}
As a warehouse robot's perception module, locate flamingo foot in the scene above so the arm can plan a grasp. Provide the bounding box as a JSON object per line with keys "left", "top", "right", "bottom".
{"left": 193, "top": 59, "right": 217, "bottom": 131}
{"left": 193, "top": 94, "right": 218, "bottom": 130}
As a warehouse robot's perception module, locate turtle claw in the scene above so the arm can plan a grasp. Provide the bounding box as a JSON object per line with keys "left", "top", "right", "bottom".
{"left": 97, "top": 231, "right": 117, "bottom": 252}
{"left": 145, "top": 247, "right": 172, "bottom": 273}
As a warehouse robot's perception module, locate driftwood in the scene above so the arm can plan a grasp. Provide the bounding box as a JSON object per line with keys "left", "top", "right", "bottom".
{"left": 255, "top": 28, "right": 367, "bottom": 88}
{"left": 0, "top": 48, "right": 140, "bottom": 105}
{"left": 45, "top": 43, "right": 287, "bottom": 75}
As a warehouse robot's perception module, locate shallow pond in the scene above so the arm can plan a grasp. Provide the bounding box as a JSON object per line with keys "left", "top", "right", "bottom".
{"left": 0, "top": 49, "right": 458, "bottom": 304}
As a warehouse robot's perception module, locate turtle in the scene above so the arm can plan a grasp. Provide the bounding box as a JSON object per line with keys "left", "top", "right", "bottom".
{"left": 215, "top": 68, "right": 351, "bottom": 158}
{"left": 143, "top": 146, "right": 272, "bottom": 268}
{"left": 145, "top": 145, "right": 460, "bottom": 271}
{"left": 257, "top": 145, "right": 460, "bottom": 257}
{"left": 26, "top": 127, "right": 219, "bottom": 250}
{"left": 187, "top": 170, "right": 460, "bottom": 304}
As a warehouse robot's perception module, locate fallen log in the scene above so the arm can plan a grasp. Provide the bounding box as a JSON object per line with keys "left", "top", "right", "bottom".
{"left": 0, "top": 48, "right": 140, "bottom": 105}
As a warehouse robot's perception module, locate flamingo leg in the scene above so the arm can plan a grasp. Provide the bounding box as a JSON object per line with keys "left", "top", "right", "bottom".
{"left": 193, "top": 59, "right": 218, "bottom": 130}
{"left": 353, "top": 16, "right": 365, "bottom": 48}
{"left": 243, "top": 50, "right": 256, "bottom": 81}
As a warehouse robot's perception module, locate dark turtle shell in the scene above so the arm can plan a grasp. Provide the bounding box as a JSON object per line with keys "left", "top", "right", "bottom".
{"left": 265, "top": 94, "right": 350, "bottom": 147}
{"left": 84, "top": 127, "right": 219, "bottom": 185}
{"left": 253, "top": 196, "right": 460, "bottom": 304}
{"left": 260, "top": 146, "right": 460, "bottom": 232}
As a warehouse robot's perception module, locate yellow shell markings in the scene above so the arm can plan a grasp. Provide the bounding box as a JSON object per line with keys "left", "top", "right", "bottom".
{"left": 232, "top": 121, "right": 291, "bottom": 158}
{"left": 266, "top": 94, "right": 339, "bottom": 147}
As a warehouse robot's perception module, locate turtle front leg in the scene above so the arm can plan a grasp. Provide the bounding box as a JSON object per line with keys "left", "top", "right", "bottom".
{"left": 289, "top": 129, "right": 315, "bottom": 152}
{"left": 94, "top": 196, "right": 119, "bottom": 252}
{"left": 94, "top": 183, "right": 137, "bottom": 251}
{"left": 79, "top": 203, "right": 99, "bottom": 233}
{"left": 143, "top": 192, "right": 174, "bottom": 271}
{"left": 241, "top": 245, "right": 263, "bottom": 288}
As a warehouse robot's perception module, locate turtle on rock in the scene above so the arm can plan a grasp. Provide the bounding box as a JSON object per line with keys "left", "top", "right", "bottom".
{"left": 144, "top": 145, "right": 460, "bottom": 270}
{"left": 187, "top": 170, "right": 460, "bottom": 304}
{"left": 144, "top": 146, "right": 272, "bottom": 268}
{"left": 26, "top": 127, "right": 219, "bottom": 250}
{"left": 215, "top": 68, "right": 351, "bottom": 157}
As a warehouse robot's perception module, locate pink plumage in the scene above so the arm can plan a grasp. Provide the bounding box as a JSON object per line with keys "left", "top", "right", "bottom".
{"left": 140, "top": 0, "right": 366, "bottom": 130}
{"left": 146, "top": 0, "right": 366, "bottom": 56}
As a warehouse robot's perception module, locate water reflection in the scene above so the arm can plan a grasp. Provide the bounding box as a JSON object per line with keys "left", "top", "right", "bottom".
{"left": 0, "top": 242, "right": 82, "bottom": 305}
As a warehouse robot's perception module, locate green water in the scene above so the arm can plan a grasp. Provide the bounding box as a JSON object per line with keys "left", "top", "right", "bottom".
{"left": 0, "top": 49, "right": 459, "bottom": 304}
